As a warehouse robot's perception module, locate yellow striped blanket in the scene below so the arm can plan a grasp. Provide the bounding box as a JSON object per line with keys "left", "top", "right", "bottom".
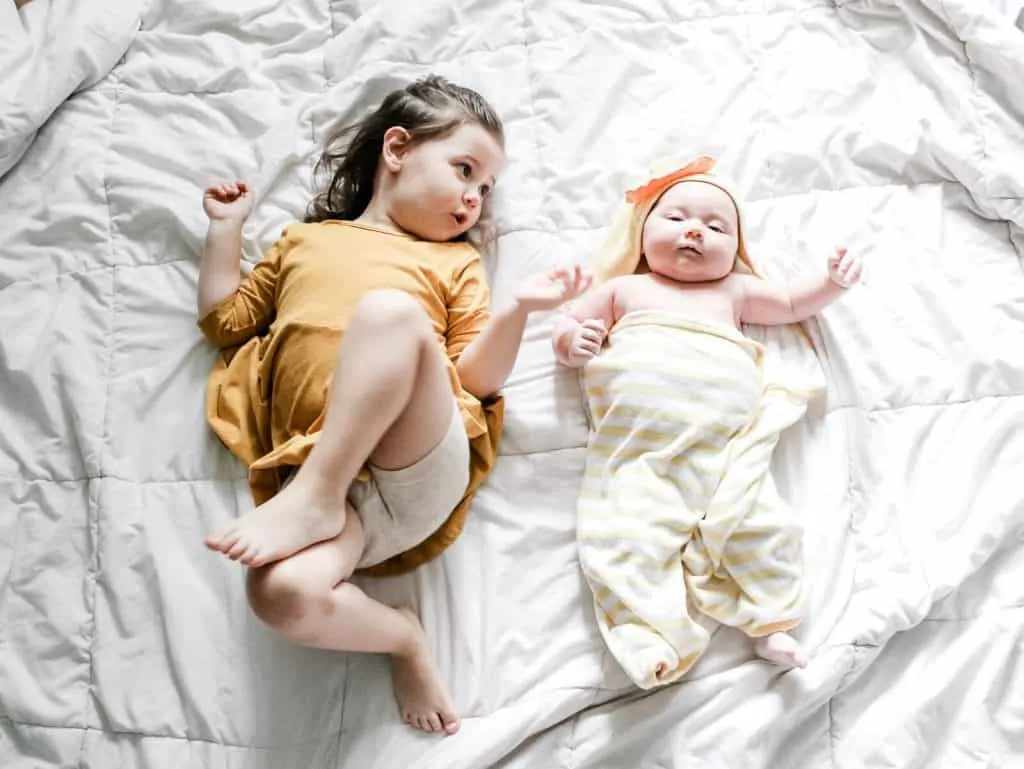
{"left": 578, "top": 310, "right": 813, "bottom": 689}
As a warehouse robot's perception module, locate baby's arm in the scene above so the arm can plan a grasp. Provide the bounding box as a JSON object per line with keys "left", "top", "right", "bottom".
{"left": 552, "top": 280, "right": 616, "bottom": 367}
{"left": 738, "top": 248, "right": 862, "bottom": 325}
{"left": 198, "top": 181, "right": 253, "bottom": 318}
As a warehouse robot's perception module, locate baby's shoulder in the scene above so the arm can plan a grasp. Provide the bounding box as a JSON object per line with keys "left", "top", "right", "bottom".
{"left": 722, "top": 271, "right": 757, "bottom": 296}
{"left": 607, "top": 273, "right": 651, "bottom": 291}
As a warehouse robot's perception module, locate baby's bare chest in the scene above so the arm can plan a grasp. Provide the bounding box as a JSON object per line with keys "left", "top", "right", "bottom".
{"left": 614, "top": 277, "right": 738, "bottom": 326}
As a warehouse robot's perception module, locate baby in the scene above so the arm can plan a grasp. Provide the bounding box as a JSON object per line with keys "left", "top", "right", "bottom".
{"left": 552, "top": 157, "right": 862, "bottom": 688}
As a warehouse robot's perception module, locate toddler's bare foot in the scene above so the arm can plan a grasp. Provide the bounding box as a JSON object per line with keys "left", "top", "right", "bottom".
{"left": 205, "top": 472, "right": 345, "bottom": 567}
{"left": 392, "top": 608, "right": 459, "bottom": 736}
{"left": 754, "top": 632, "right": 809, "bottom": 669}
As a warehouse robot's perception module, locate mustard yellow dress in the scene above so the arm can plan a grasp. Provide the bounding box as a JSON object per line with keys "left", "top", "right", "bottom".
{"left": 197, "top": 220, "right": 503, "bottom": 576}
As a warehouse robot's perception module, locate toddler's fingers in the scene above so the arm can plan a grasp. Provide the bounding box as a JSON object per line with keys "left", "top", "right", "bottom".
{"left": 845, "top": 261, "right": 864, "bottom": 285}
{"left": 582, "top": 274, "right": 594, "bottom": 291}
{"left": 548, "top": 267, "right": 569, "bottom": 281}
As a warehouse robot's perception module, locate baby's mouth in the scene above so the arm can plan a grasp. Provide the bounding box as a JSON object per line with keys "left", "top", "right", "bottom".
{"left": 452, "top": 212, "right": 467, "bottom": 227}
{"left": 678, "top": 244, "right": 703, "bottom": 257}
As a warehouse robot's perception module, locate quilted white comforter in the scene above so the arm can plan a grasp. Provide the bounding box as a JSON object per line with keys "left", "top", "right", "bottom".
{"left": 1, "top": 1, "right": 1022, "bottom": 767}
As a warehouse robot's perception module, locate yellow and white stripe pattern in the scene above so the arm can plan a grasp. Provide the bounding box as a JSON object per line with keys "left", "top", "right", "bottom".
{"left": 578, "top": 311, "right": 807, "bottom": 689}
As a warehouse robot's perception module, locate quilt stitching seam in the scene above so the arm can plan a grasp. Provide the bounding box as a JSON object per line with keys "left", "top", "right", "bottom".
{"left": 0, "top": 714, "right": 342, "bottom": 752}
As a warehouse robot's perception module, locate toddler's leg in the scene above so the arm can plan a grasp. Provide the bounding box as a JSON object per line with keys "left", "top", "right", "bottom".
{"left": 247, "top": 513, "right": 460, "bottom": 735}
{"left": 206, "top": 289, "right": 456, "bottom": 566}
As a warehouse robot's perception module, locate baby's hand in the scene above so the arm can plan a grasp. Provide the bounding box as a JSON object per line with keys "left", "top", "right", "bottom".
{"left": 828, "top": 247, "right": 863, "bottom": 288}
{"left": 203, "top": 180, "right": 253, "bottom": 223}
{"left": 565, "top": 319, "right": 607, "bottom": 367}
{"left": 515, "top": 264, "right": 593, "bottom": 313}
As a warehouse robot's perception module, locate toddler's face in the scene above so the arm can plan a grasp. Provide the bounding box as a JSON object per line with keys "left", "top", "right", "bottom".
{"left": 389, "top": 123, "right": 504, "bottom": 242}
{"left": 641, "top": 181, "right": 739, "bottom": 283}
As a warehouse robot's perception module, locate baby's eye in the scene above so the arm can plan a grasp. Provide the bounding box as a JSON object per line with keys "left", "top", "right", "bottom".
{"left": 710, "top": 224, "right": 725, "bottom": 233}
{"left": 666, "top": 214, "right": 683, "bottom": 222}
{"left": 480, "top": 183, "right": 492, "bottom": 197}
{"left": 457, "top": 162, "right": 472, "bottom": 178}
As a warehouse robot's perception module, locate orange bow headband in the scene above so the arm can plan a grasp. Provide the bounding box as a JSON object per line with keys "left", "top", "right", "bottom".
{"left": 624, "top": 156, "right": 717, "bottom": 206}
{"left": 594, "top": 156, "right": 757, "bottom": 284}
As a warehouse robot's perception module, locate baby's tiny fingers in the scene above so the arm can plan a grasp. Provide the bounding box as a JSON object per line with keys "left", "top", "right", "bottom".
{"left": 572, "top": 343, "right": 595, "bottom": 359}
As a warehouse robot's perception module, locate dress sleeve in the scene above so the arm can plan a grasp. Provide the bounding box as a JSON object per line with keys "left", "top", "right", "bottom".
{"left": 197, "top": 229, "right": 290, "bottom": 348}
{"left": 445, "top": 252, "right": 491, "bottom": 363}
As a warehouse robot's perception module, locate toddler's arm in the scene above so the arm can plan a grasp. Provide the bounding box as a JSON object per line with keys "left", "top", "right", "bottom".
{"left": 198, "top": 181, "right": 253, "bottom": 319}
{"left": 457, "top": 265, "right": 592, "bottom": 398}
{"left": 738, "top": 248, "right": 862, "bottom": 326}
{"left": 552, "top": 281, "right": 615, "bottom": 367}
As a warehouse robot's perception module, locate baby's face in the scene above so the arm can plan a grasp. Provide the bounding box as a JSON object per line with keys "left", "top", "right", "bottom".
{"left": 641, "top": 181, "right": 739, "bottom": 283}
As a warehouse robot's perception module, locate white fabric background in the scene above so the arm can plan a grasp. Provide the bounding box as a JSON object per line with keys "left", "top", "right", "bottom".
{"left": 1, "top": 1, "right": 1022, "bottom": 767}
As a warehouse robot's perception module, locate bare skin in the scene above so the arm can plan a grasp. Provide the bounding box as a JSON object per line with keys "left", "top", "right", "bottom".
{"left": 392, "top": 608, "right": 460, "bottom": 734}
{"left": 552, "top": 182, "right": 863, "bottom": 367}
{"left": 753, "top": 632, "right": 809, "bottom": 669}
{"left": 246, "top": 500, "right": 459, "bottom": 734}
{"left": 204, "top": 290, "right": 454, "bottom": 567}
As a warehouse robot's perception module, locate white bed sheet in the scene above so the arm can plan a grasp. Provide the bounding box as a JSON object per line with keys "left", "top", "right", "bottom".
{"left": 0, "top": 0, "right": 143, "bottom": 179}
{"left": 1, "top": 0, "right": 1022, "bottom": 767}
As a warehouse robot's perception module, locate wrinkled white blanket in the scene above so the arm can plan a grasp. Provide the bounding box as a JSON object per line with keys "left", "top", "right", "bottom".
{"left": 1, "top": 1, "right": 1022, "bottom": 767}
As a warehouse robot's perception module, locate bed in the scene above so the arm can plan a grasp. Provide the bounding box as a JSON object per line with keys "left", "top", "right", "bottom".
{"left": 2, "top": 0, "right": 1022, "bottom": 767}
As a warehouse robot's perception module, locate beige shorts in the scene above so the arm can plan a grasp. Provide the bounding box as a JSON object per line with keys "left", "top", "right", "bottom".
{"left": 349, "top": 401, "right": 470, "bottom": 569}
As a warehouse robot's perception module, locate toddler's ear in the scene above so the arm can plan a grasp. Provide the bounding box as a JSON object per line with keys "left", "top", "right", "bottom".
{"left": 381, "top": 127, "right": 412, "bottom": 172}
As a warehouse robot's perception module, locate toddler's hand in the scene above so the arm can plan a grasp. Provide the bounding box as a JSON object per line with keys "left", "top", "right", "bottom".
{"left": 566, "top": 319, "right": 607, "bottom": 366}
{"left": 828, "top": 247, "right": 863, "bottom": 288}
{"left": 203, "top": 180, "right": 253, "bottom": 223}
{"left": 515, "top": 264, "right": 593, "bottom": 313}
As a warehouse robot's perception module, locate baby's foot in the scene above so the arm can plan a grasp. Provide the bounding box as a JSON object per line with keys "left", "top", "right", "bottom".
{"left": 753, "top": 632, "right": 809, "bottom": 669}
{"left": 205, "top": 472, "right": 345, "bottom": 567}
{"left": 392, "top": 608, "right": 460, "bottom": 736}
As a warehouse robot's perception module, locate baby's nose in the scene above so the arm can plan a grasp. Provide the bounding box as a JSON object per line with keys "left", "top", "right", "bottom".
{"left": 684, "top": 225, "right": 703, "bottom": 239}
